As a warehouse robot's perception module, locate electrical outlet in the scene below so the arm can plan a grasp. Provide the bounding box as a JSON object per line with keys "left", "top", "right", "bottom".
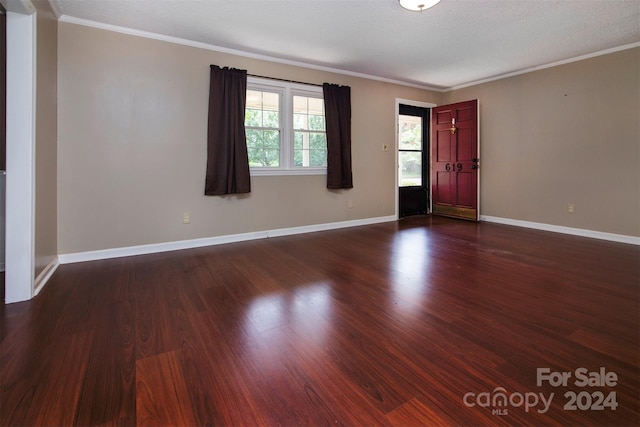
{"left": 348, "top": 200, "right": 354, "bottom": 209}
{"left": 567, "top": 204, "right": 575, "bottom": 214}
{"left": 183, "top": 211, "right": 191, "bottom": 224}
{"left": 383, "top": 144, "right": 390, "bottom": 152}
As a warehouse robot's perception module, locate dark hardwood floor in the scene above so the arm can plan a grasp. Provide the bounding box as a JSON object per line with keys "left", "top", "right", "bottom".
{"left": 1, "top": 216, "right": 638, "bottom": 426}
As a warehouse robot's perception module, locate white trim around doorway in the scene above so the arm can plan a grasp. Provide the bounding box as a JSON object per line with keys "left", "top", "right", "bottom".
{"left": 395, "top": 98, "right": 437, "bottom": 220}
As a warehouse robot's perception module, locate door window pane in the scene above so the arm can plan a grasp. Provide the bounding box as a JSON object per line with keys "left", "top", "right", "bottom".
{"left": 399, "top": 114, "right": 422, "bottom": 150}
{"left": 399, "top": 151, "right": 422, "bottom": 186}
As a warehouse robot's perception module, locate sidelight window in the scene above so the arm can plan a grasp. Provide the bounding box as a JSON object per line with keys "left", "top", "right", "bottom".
{"left": 398, "top": 114, "right": 423, "bottom": 186}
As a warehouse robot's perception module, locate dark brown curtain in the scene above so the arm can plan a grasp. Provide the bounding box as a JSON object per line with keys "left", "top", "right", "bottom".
{"left": 205, "top": 65, "right": 251, "bottom": 195}
{"left": 323, "top": 83, "right": 353, "bottom": 189}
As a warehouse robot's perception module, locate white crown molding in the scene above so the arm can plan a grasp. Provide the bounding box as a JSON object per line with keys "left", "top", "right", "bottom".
{"left": 447, "top": 42, "right": 640, "bottom": 92}
{"left": 57, "top": 14, "right": 639, "bottom": 93}
{"left": 58, "top": 215, "right": 397, "bottom": 265}
{"left": 57, "top": 15, "right": 443, "bottom": 92}
{"left": 480, "top": 215, "right": 640, "bottom": 246}
{"left": 47, "top": 0, "right": 62, "bottom": 19}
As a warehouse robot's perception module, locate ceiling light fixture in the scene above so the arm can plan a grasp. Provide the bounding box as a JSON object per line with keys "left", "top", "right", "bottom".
{"left": 398, "top": 0, "right": 441, "bottom": 12}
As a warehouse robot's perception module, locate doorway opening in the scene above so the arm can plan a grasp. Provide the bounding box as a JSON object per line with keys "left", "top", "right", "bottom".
{"left": 398, "top": 104, "right": 430, "bottom": 218}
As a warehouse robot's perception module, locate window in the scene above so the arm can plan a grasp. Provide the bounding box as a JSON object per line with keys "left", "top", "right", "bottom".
{"left": 398, "top": 114, "right": 424, "bottom": 186}
{"left": 245, "top": 77, "right": 326, "bottom": 175}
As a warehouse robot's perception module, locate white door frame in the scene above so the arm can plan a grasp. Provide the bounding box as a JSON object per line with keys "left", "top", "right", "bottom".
{"left": 3, "top": 0, "right": 36, "bottom": 303}
{"left": 394, "top": 98, "right": 437, "bottom": 220}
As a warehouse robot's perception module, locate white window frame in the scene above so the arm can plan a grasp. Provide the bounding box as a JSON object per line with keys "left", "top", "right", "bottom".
{"left": 247, "top": 77, "right": 326, "bottom": 176}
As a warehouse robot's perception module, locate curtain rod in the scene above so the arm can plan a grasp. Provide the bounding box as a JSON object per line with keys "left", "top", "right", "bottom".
{"left": 247, "top": 73, "right": 324, "bottom": 88}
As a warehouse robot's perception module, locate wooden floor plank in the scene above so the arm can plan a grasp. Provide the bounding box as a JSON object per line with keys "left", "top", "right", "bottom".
{"left": 135, "top": 351, "right": 196, "bottom": 427}
{"left": 1, "top": 216, "right": 638, "bottom": 426}
{"left": 74, "top": 300, "right": 136, "bottom": 426}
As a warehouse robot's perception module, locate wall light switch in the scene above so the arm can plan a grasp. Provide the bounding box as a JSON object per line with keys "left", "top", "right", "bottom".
{"left": 383, "top": 144, "right": 390, "bottom": 152}
{"left": 183, "top": 212, "right": 191, "bottom": 224}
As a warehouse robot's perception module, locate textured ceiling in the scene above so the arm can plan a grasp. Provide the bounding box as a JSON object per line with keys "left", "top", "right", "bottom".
{"left": 50, "top": 0, "right": 640, "bottom": 90}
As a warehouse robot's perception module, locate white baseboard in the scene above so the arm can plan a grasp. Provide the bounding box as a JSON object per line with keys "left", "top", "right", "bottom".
{"left": 480, "top": 215, "right": 640, "bottom": 245}
{"left": 33, "top": 257, "right": 60, "bottom": 297}
{"left": 58, "top": 215, "right": 397, "bottom": 265}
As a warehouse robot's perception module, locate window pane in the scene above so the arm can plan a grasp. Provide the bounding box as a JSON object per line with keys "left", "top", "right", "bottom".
{"left": 399, "top": 151, "right": 422, "bottom": 186}
{"left": 308, "top": 97, "right": 324, "bottom": 115}
{"left": 309, "top": 133, "right": 326, "bottom": 149}
{"left": 293, "top": 130, "right": 309, "bottom": 166}
{"left": 398, "top": 114, "right": 422, "bottom": 151}
{"left": 248, "top": 147, "right": 280, "bottom": 168}
{"left": 245, "top": 109, "right": 262, "bottom": 127}
{"left": 246, "top": 129, "right": 261, "bottom": 147}
{"left": 294, "top": 133, "right": 327, "bottom": 167}
{"left": 263, "top": 110, "right": 279, "bottom": 128}
{"left": 293, "top": 148, "right": 307, "bottom": 166}
{"left": 293, "top": 95, "right": 325, "bottom": 131}
{"left": 245, "top": 88, "right": 281, "bottom": 168}
{"left": 309, "top": 114, "right": 325, "bottom": 131}
{"left": 247, "top": 148, "right": 263, "bottom": 167}
{"left": 293, "top": 113, "right": 307, "bottom": 130}
{"left": 293, "top": 96, "right": 307, "bottom": 113}
{"left": 264, "top": 130, "right": 280, "bottom": 148}
{"left": 310, "top": 149, "right": 327, "bottom": 167}
{"left": 246, "top": 90, "right": 263, "bottom": 109}
{"left": 246, "top": 90, "right": 279, "bottom": 128}
{"left": 263, "top": 92, "right": 279, "bottom": 112}
{"left": 246, "top": 129, "right": 281, "bottom": 168}
{"left": 263, "top": 149, "right": 280, "bottom": 167}
{"left": 291, "top": 95, "right": 326, "bottom": 168}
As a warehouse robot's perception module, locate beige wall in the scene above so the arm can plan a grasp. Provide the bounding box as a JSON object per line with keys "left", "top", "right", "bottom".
{"left": 34, "top": 0, "right": 58, "bottom": 276}
{"left": 444, "top": 48, "right": 640, "bottom": 237}
{"left": 57, "top": 22, "right": 639, "bottom": 255}
{"left": 57, "top": 22, "right": 439, "bottom": 254}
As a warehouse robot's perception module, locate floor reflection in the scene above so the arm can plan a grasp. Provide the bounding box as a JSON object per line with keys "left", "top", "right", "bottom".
{"left": 390, "top": 227, "right": 432, "bottom": 315}
{"left": 244, "top": 281, "right": 332, "bottom": 340}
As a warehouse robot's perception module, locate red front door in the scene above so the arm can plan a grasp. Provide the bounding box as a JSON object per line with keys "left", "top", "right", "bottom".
{"left": 431, "top": 100, "right": 479, "bottom": 221}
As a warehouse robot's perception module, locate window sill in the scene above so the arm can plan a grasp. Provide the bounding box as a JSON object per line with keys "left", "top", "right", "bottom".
{"left": 250, "top": 168, "right": 327, "bottom": 177}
